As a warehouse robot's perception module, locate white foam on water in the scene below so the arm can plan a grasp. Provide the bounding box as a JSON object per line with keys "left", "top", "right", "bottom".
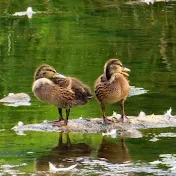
{"left": 49, "top": 162, "right": 78, "bottom": 173}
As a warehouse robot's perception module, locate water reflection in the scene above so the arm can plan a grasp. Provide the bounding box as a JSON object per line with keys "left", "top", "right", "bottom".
{"left": 98, "top": 137, "right": 131, "bottom": 164}
{"left": 0, "top": 0, "right": 176, "bottom": 175}
{"left": 35, "top": 133, "right": 131, "bottom": 175}
{"left": 35, "top": 132, "right": 92, "bottom": 173}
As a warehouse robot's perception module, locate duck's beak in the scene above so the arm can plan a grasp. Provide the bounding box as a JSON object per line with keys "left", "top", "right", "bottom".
{"left": 56, "top": 72, "right": 66, "bottom": 78}
{"left": 121, "top": 67, "right": 130, "bottom": 77}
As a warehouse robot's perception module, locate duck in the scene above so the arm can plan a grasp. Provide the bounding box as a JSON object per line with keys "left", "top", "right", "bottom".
{"left": 32, "top": 64, "right": 92, "bottom": 126}
{"left": 94, "top": 58, "right": 130, "bottom": 123}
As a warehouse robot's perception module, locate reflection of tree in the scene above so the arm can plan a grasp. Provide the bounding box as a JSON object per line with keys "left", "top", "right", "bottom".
{"left": 158, "top": 5, "right": 175, "bottom": 72}
{"left": 159, "top": 29, "right": 171, "bottom": 71}
{"left": 0, "top": 0, "right": 176, "bottom": 118}
{"left": 35, "top": 132, "right": 92, "bottom": 173}
{"left": 97, "top": 137, "right": 131, "bottom": 164}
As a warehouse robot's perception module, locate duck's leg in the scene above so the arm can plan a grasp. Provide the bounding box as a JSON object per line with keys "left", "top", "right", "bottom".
{"left": 101, "top": 103, "right": 112, "bottom": 123}
{"left": 54, "top": 108, "right": 64, "bottom": 122}
{"left": 120, "top": 99, "right": 128, "bottom": 122}
{"left": 64, "top": 108, "right": 70, "bottom": 125}
{"left": 52, "top": 108, "right": 65, "bottom": 127}
{"left": 58, "top": 108, "right": 64, "bottom": 121}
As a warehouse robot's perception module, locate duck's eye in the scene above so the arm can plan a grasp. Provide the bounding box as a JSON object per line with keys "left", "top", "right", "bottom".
{"left": 48, "top": 69, "right": 56, "bottom": 73}
{"left": 117, "top": 64, "right": 122, "bottom": 67}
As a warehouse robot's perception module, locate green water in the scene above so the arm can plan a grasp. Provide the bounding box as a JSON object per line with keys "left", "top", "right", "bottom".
{"left": 0, "top": 0, "right": 176, "bottom": 175}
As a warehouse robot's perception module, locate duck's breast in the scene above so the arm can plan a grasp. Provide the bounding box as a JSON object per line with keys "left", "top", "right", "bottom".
{"left": 95, "top": 75, "right": 130, "bottom": 104}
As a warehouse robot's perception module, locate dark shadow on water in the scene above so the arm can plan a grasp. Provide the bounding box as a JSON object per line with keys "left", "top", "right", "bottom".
{"left": 35, "top": 132, "right": 92, "bottom": 173}
{"left": 97, "top": 137, "right": 131, "bottom": 164}
{"left": 35, "top": 132, "right": 131, "bottom": 175}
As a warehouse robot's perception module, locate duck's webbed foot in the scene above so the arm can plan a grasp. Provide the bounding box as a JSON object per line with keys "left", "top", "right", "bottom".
{"left": 52, "top": 108, "right": 66, "bottom": 126}
{"left": 120, "top": 114, "right": 129, "bottom": 122}
{"left": 103, "top": 116, "right": 114, "bottom": 124}
{"left": 53, "top": 120, "right": 66, "bottom": 127}
{"left": 101, "top": 104, "right": 114, "bottom": 124}
{"left": 53, "top": 108, "right": 70, "bottom": 126}
{"left": 54, "top": 118, "right": 64, "bottom": 123}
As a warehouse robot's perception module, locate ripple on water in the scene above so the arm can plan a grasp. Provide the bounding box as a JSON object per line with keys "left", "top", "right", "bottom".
{"left": 1, "top": 155, "right": 176, "bottom": 175}
{"left": 76, "top": 155, "right": 176, "bottom": 176}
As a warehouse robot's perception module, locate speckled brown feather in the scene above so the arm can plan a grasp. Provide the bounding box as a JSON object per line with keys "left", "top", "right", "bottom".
{"left": 94, "top": 59, "right": 130, "bottom": 104}
{"left": 33, "top": 78, "right": 76, "bottom": 108}
{"left": 94, "top": 58, "right": 130, "bottom": 122}
{"left": 95, "top": 74, "right": 130, "bottom": 104}
{"left": 32, "top": 64, "right": 92, "bottom": 109}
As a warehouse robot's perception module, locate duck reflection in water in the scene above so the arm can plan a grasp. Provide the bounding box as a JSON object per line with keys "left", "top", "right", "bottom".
{"left": 35, "top": 132, "right": 92, "bottom": 173}
{"left": 98, "top": 136, "right": 131, "bottom": 164}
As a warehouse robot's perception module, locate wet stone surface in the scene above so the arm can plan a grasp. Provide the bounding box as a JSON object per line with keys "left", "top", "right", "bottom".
{"left": 12, "top": 111, "right": 176, "bottom": 138}
{"left": 0, "top": 93, "right": 31, "bottom": 107}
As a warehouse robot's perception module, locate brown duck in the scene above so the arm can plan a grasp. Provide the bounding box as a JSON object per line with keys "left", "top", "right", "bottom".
{"left": 94, "top": 58, "right": 130, "bottom": 123}
{"left": 32, "top": 64, "right": 92, "bottom": 126}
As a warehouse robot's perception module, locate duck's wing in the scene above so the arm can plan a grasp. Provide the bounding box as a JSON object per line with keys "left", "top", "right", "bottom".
{"left": 71, "top": 78, "right": 93, "bottom": 101}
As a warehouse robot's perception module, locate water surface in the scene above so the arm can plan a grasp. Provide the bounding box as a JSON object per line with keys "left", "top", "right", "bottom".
{"left": 0, "top": 0, "right": 176, "bottom": 175}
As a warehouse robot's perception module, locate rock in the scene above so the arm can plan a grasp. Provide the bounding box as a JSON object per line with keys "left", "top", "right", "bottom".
{"left": 11, "top": 109, "right": 176, "bottom": 138}
{"left": 0, "top": 93, "right": 31, "bottom": 107}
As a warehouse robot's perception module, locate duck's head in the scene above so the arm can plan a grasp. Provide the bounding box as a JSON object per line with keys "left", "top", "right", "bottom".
{"left": 104, "top": 58, "right": 130, "bottom": 80}
{"left": 34, "top": 64, "right": 57, "bottom": 80}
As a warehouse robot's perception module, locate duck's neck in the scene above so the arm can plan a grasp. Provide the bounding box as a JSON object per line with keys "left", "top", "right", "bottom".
{"left": 34, "top": 75, "right": 43, "bottom": 80}
{"left": 105, "top": 68, "right": 120, "bottom": 80}
{"left": 105, "top": 67, "right": 112, "bottom": 80}
{"left": 109, "top": 73, "right": 121, "bottom": 84}
{"left": 34, "top": 71, "right": 46, "bottom": 80}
